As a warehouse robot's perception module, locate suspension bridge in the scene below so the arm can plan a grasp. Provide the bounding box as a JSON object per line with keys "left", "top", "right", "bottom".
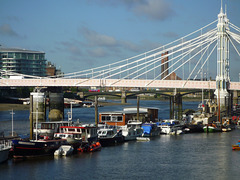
{"left": 1, "top": 5, "right": 240, "bottom": 106}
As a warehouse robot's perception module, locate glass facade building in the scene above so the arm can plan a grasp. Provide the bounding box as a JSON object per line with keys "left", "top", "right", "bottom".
{"left": 0, "top": 48, "right": 47, "bottom": 77}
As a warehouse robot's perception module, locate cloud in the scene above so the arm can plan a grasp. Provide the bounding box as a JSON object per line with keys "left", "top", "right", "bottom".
{"left": 92, "top": 0, "right": 175, "bottom": 21}
{"left": 57, "top": 26, "right": 160, "bottom": 70}
{"left": 79, "top": 27, "right": 117, "bottom": 47}
{"left": 87, "top": 47, "right": 107, "bottom": 57}
{"left": 131, "top": 0, "right": 175, "bottom": 21}
{"left": 59, "top": 40, "right": 82, "bottom": 55}
{"left": 163, "top": 32, "right": 179, "bottom": 39}
{"left": 0, "top": 24, "right": 19, "bottom": 37}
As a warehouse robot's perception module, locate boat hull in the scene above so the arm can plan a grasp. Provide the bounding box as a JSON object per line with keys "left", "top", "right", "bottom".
{"left": 232, "top": 145, "right": 240, "bottom": 150}
{"left": 12, "top": 139, "right": 65, "bottom": 158}
{"left": 0, "top": 148, "right": 11, "bottom": 163}
{"left": 98, "top": 136, "right": 124, "bottom": 147}
{"left": 203, "top": 126, "right": 215, "bottom": 133}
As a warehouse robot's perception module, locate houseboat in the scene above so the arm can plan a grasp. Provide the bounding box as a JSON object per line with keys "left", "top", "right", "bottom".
{"left": 99, "top": 107, "right": 159, "bottom": 127}
{"left": 55, "top": 124, "right": 98, "bottom": 144}
{"left": 11, "top": 138, "right": 66, "bottom": 158}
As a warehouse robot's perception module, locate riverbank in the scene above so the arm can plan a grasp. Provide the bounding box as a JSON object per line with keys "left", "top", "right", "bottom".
{"left": 0, "top": 101, "right": 129, "bottom": 111}
{"left": 0, "top": 104, "right": 30, "bottom": 111}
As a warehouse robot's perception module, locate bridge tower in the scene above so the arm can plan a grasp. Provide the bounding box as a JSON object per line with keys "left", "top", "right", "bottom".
{"left": 214, "top": 4, "right": 230, "bottom": 108}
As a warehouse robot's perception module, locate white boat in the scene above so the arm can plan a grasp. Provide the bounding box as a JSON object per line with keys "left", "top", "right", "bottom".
{"left": 97, "top": 127, "right": 124, "bottom": 146}
{"left": 120, "top": 120, "right": 143, "bottom": 141}
{"left": 0, "top": 139, "right": 12, "bottom": 163}
{"left": 54, "top": 145, "right": 74, "bottom": 156}
{"left": 136, "top": 137, "right": 150, "bottom": 141}
{"left": 55, "top": 123, "right": 98, "bottom": 144}
{"left": 98, "top": 97, "right": 106, "bottom": 101}
{"left": 158, "top": 119, "right": 183, "bottom": 135}
{"left": 34, "top": 121, "right": 72, "bottom": 138}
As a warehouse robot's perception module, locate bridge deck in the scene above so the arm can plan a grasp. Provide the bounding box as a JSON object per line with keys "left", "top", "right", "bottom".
{"left": 1, "top": 78, "right": 240, "bottom": 90}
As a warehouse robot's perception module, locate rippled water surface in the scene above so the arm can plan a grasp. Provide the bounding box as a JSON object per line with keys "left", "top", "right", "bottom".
{"left": 1, "top": 100, "right": 240, "bottom": 180}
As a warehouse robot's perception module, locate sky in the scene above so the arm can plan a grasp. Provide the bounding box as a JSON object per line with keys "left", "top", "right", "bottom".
{"left": 1, "top": 0, "right": 240, "bottom": 81}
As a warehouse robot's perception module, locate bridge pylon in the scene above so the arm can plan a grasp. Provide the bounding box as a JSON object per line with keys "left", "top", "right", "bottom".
{"left": 214, "top": 5, "right": 230, "bottom": 109}
{"left": 121, "top": 91, "right": 127, "bottom": 104}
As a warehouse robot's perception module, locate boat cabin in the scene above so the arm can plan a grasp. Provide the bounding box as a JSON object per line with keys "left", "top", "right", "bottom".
{"left": 58, "top": 124, "right": 98, "bottom": 143}
{"left": 34, "top": 121, "right": 72, "bottom": 137}
{"left": 99, "top": 107, "right": 158, "bottom": 126}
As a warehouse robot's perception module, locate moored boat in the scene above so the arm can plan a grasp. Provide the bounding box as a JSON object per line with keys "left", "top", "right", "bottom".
{"left": 34, "top": 121, "right": 72, "bottom": 138}
{"left": 56, "top": 123, "right": 98, "bottom": 143}
{"left": 78, "top": 142, "right": 101, "bottom": 152}
{"left": 203, "top": 122, "right": 222, "bottom": 133}
{"left": 120, "top": 120, "right": 143, "bottom": 141}
{"left": 232, "top": 140, "right": 240, "bottom": 150}
{"left": 182, "top": 124, "right": 204, "bottom": 133}
{"left": 0, "top": 139, "right": 12, "bottom": 163}
{"left": 11, "top": 138, "right": 66, "bottom": 158}
{"left": 142, "top": 122, "right": 160, "bottom": 137}
{"left": 136, "top": 137, "right": 150, "bottom": 141}
{"left": 54, "top": 145, "right": 74, "bottom": 156}
{"left": 158, "top": 120, "right": 183, "bottom": 135}
{"left": 97, "top": 127, "right": 124, "bottom": 146}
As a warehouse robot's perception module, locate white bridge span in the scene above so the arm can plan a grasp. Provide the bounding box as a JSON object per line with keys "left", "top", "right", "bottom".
{"left": 1, "top": 78, "right": 240, "bottom": 90}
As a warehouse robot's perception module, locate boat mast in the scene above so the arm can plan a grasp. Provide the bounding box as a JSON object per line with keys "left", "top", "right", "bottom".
{"left": 36, "top": 93, "right": 39, "bottom": 140}
{"left": 10, "top": 109, "right": 15, "bottom": 136}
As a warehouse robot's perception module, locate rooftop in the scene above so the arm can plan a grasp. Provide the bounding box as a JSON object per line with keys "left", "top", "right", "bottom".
{"left": 0, "top": 48, "right": 44, "bottom": 54}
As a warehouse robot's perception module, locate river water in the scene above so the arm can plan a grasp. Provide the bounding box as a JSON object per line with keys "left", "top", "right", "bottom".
{"left": 0, "top": 99, "right": 240, "bottom": 180}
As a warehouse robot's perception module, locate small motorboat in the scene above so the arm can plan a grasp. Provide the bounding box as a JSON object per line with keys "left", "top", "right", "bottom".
{"left": 232, "top": 140, "right": 240, "bottom": 150}
{"left": 54, "top": 145, "right": 74, "bottom": 156}
{"left": 78, "top": 142, "right": 101, "bottom": 152}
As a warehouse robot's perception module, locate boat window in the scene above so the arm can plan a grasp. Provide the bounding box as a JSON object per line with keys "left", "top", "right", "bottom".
{"left": 68, "top": 128, "right": 75, "bottom": 132}
{"left": 107, "top": 131, "right": 113, "bottom": 135}
{"left": 112, "top": 116, "right": 117, "bottom": 121}
{"left": 102, "top": 116, "right": 106, "bottom": 121}
{"left": 117, "top": 116, "right": 123, "bottom": 122}
{"left": 101, "top": 116, "right": 111, "bottom": 122}
{"left": 77, "top": 129, "right": 80, "bottom": 132}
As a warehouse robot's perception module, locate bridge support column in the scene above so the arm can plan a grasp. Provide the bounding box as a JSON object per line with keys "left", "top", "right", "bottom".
{"left": 233, "top": 90, "right": 238, "bottom": 105}
{"left": 48, "top": 87, "right": 64, "bottom": 121}
{"left": 121, "top": 91, "right": 127, "bottom": 104}
{"left": 95, "top": 96, "right": 98, "bottom": 127}
{"left": 176, "top": 93, "right": 183, "bottom": 121}
{"left": 29, "top": 89, "right": 46, "bottom": 140}
{"left": 78, "top": 92, "right": 85, "bottom": 100}
{"left": 169, "top": 96, "right": 174, "bottom": 119}
{"left": 137, "top": 96, "right": 140, "bottom": 120}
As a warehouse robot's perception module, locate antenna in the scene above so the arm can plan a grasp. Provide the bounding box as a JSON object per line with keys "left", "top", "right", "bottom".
{"left": 220, "top": 0, "right": 223, "bottom": 13}
{"left": 225, "top": 4, "right": 227, "bottom": 15}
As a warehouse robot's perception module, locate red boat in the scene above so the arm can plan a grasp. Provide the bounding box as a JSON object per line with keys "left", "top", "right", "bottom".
{"left": 78, "top": 142, "right": 101, "bottom": 152}
{"left": 232, "top": 140, "right": 240, "bottom": 150}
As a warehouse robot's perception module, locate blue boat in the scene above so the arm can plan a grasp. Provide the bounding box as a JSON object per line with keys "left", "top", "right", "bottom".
{"left": 142, "top": 122, "right": 160, "bottom": 137}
